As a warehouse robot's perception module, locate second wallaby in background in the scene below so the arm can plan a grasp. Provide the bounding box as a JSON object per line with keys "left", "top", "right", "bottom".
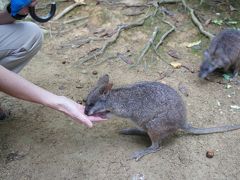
{"left": 85, "top": 74, "right": 240, "bottom": 161}
{"left": 199, "top": 29, "right": 240, "bottom": 79}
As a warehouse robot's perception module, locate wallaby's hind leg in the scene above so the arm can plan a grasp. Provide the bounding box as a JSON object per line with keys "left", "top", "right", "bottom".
{"left": 131, "top": 140, "right": 160, "bottom": 161}
{"left": 131, "top": 123, "right": 162, "bottom": 161}
{"left": 230, "top": 59, "right": 240, "bottom": 85}
{"left": 131, "top": 118, "right": 177, "bottom": 161}
{"left": 230, "top": 60, "right": 240, "bottom": 84}
{"left": 119, "top": 128, "right": 147, "bottom": 136}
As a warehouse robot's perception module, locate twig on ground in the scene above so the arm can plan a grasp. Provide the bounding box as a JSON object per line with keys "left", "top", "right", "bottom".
{"left": 60, "top": 36, "right": 103, "bottom": 49}
{"left": 156, "top": 68, "right": 175, "bottom": 80}
{"left": 155, "top": 20, "right": 175, "bottom": 49}
{"left": 53, "top": 2, "right": 86, "bottom": 20}
{"left": 157, "top": 0, "right": 182, "bottom": 3}
{"left": 116, "top": 53, "right": 134, "bottom": 64}
{"left": 41, "top": 21, "right": 88, "bottom": 35}
{"left": 135, "top": 26, "right": 160, "bottom": 66}
{"left": 96, "top": 0, "right": 149, "bottom": 7}
{"left": 181, "top": 0, "right": 214, "bottom": 39}
{"left": 63, "top": 16, "right": 89, "bottom": 24}
{"left": 59, "top": 21, "right": 88, "bottom": 34}
{"left": 205, "top": 77, "right": 228, "bottom": 85}
{"left": 97, "top": 0, "right": 181, "bottom": 8}
{"left": 181, "top": 65, "right": 196, "bottom": 73}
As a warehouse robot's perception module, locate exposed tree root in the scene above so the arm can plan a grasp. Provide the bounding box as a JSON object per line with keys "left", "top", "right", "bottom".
{"left": 157, "top": 0, "right": 181, "bottom": 4}
{"left": 53, "top": 2, "right": 86, "bottom": 21}
{"left": 181, "top": 65, "right": 196, "bottom": 73}
{"left": 79, "top": 14, "right": 153, "bottom": 64}
{"left": 63, "top": 16, "right": 89, "bottom": 24}
{"left": 96, "top": 0, "right": 149, "bottom": 7}
{"left": 181, "top": 0, "right": 214, "bottom": 39}
{"left": 155, "top": 20, "right": 175, "bottom": 49}
{"left": 135, "top": 26, "right": 160, "bottom": 66}
{"left": 97, "top": 0, "right": 182, "bottom": 8}
{"left": 41, "top": 21, "right": 88, "bottom": 35}
{"left": 71, "top": 0, "right": 214, "bottom": 68}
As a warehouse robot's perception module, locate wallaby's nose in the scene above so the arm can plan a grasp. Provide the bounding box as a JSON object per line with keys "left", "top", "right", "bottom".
{"left": 198, "top": 71, "right": 208, "bottom": 79}
{"left": 84, "top": 108, "right": 89, "bottom": 115}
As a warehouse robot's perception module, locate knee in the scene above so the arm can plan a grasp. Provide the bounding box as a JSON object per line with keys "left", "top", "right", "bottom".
{"left": 11, "top": 22, "right": 43, "bottom": 71}
{"left": 0, "top": 22, "right": 44, "bottom": 73}
{"left": 20, "top": 22, "right": 43, "bottom": 52}
{"left": 24, "top": 22, "right": 43, "bottom": 40}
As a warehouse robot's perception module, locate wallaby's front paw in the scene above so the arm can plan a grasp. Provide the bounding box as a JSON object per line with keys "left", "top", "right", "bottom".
{"left": 229, "top": 77, "right": 240, "bottom": 85}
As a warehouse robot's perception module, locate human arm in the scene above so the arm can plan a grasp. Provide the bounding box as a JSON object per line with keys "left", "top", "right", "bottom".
{"left": 0, "top": 65, "right": 106, "bottom": 127}
{"left": 0, "top": 10, "right": 15, "bottom": 24}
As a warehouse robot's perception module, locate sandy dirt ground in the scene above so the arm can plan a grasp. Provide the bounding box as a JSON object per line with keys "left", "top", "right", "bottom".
{"left": 0, "top": 0, "right": 240, "bottom": 179}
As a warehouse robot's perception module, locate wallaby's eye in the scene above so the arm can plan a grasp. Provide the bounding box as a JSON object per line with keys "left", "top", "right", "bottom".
{"left": 88, "top": 103, "right": 94, "bottom": 107}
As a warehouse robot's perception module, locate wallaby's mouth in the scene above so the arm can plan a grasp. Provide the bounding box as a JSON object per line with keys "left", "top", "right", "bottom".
{"left": 90, "top": 111, "right": 110, "bottom": 119}
{"left": 198, "top": 71, "right": 208, "bottom": 79}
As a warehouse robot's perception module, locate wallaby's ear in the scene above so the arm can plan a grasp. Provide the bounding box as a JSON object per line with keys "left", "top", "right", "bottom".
{"left": 94, "top": 74, "right": 112, "bottom": 95}
{"left": 103, "top": 83, "right": 113, "bottom": 94}
{"left": 98, "top": 83, "right": 113, "bottom": 95}
{"left": 96, "top": 74, "right": 109, "bottom": 87}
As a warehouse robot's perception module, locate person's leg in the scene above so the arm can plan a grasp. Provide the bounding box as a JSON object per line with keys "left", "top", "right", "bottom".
{"left": 0, "top": 21, "right": 43, "bottom": 73}
{"left": 0, "top": 22, "right": 43, "bottom": 120}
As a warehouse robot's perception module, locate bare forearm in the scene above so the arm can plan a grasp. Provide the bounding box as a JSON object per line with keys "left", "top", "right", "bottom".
{"left": 0, "top": 65, "right": 59, "bottom": 109}
{"left": 0, "top": 66, "right": 107, "bottom": 127}
{"left": 0, "top": 11, "right": 15, "bottom": 24}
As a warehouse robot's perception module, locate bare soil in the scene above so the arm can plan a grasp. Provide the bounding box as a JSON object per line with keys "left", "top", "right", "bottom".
{"left": 1, "top": 0, "right": 240, "bottom": 179}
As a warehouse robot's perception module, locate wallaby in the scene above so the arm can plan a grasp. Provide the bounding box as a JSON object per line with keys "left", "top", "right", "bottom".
{"left": 85, "top": 74, "right": 240, "bottom": 161}
{"left": 199, "top": 29, "right": 240, "bottom": 79}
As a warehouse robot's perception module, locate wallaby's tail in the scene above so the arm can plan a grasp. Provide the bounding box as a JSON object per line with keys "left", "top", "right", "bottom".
{"left": 119, "top": 128, "right": 148, "bottom": 136}
{"left": 182, "top": 124, "right": 240, "bottom": 135}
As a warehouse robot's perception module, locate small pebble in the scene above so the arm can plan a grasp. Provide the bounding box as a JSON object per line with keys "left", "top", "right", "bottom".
{"left": 76, "top": 85, "right": 84, "bottom": 89}
{"left": 206, "top": 150, "right": 214, "bottom": 158}
{"left": 178, "top": 82, "right": 189, "bottom": 97}
{"left": 170, "top": 62, "right": 182, "bottom": 69}
{"left": 230, "top": 105, "right": 240, "bottom": 110}
{"left": 81, "top": 70, "right": 87, "bottom": 74}
{"left": 92, "top": 70, "right": 98, "bottom": 75}
{"left": 226, "top": 84, "right": 232, "bottom": 89}
{"left": 76, "top": 100, "right": 83, "bottom": 104}
{"left": 58, "top": 85, "right": 65, "bottom": 90}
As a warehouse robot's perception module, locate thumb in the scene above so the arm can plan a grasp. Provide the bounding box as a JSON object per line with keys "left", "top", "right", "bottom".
{"left": 29, "top": 1, "right": 37, "bottom": 7}
{"left": 78, "top": 115, "right": 93, "bottom": 128}
{"left": 84, "top": 119, "right": 93, "bottom": 128}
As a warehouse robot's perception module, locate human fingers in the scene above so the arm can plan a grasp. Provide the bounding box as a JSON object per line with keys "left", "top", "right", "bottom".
{"left": 19, "top": 7, "right": 29, "bottom": 14}
{"left": 88, "top": 116, "right": 108, "bottom": 122}
{"left": 74, "top": 113, "right": 93, "bottom": 128}
{"left": 29, "top": 0, "right": 37, "bottom": 7}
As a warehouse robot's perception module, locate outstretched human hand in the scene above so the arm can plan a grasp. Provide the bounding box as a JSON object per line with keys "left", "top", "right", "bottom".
{"left": 0, "top": 65, "right": 106, "bottom": 128}
{"left": 55, "top": 96, "right": 107, "bottom": 127}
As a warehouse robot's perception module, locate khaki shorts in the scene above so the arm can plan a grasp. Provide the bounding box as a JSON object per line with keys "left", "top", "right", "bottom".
{"left": 0, "top": 21, "right": 43, "bottom": 73}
